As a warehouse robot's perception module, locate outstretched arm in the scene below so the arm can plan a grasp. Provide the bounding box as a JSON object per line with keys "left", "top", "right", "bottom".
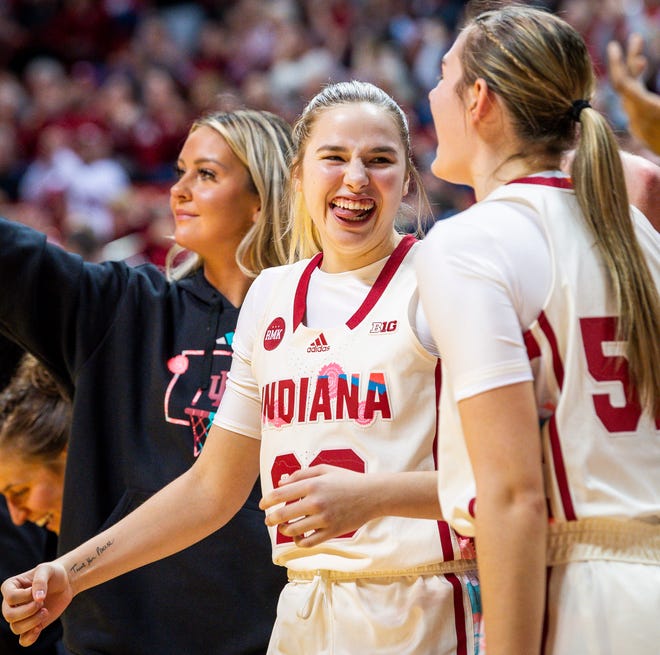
{"left": 608, "top": 34, "right": 660, "bottom": 155}
{"left": 1, "top": 425, "right": 260, "bottom": 647}
{"left": 260, "top": 466, "right": 441, "bottom": 547}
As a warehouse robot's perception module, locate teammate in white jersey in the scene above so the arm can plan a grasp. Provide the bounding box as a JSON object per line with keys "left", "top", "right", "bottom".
{"left": 2, "top": 81, "right": 481, "bottom": 655}
{"left": 415, "top": 5, "right": 660, "bottom": 655}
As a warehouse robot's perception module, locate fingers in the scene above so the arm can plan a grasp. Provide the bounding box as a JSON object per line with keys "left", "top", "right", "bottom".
{"left": 261, "top": 480, "right": 305, "bottom": 511}
{"left": 607, "top": 34, "right": 647, "bottom": 92}
{"left": 260, "top": 474, "right": 314, "bottom": 511}
{"left": 260, "top": 466, "right": 360, "bottom": 543}
{"left": 263, "top": 498, "right": 306, "bottom": 529}
{"left": 262, "top": 479, "right": 327, "bottom": 525}
{"left": 19, "top": 623, "right": 45, "bottom": 648}
{"left": 275, "top": 513, "right": 319, "bottom": 539}
{"left": 1, "top": 578, "right": 34, "bottom": 608}
{"left": 1, "top": 574, "right": 42, "bottom": 636}
{"left": 3, "top": 599, "right": 47, "bottom": 645}
{"left": 2, "top": 565, "right": 55, "bottom": 637}
{"left": 30, "top": 566, "right": 52, "bottom": 603}
{"left": 2, "top": 587, "right": 43, "bottom": 625}
{"left": 280, "top": 465, "right": 330, "bottom": 484}
{"left": 293, "top": 529, "right": 326, "bottom": 548}
{"left": 262, "top": 492, "right": 325, "bottom": 540}
{"left": 16, "top": 608, "right": 48, "bottom": 647}
{"left": 626, "top": 33, "right": 647, "bottom": 77}
{"left": 607, "top": 41, "right": 626, "bottom": 90}
{"left": 260, "top": 464, "right": 344, "bottom": 510}
{"left": 626, "top": 34, "right": 646, "bottom": 77}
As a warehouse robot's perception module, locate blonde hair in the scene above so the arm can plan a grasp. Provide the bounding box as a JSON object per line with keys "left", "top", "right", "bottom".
{"left": 459, "top": 3, "right": 660, "bottom": 415}
{"left": 286, "top": 80, "right": 431, "bottom": 262}
{"left": 166, "top": 109, "right": 293, "bottom": 280}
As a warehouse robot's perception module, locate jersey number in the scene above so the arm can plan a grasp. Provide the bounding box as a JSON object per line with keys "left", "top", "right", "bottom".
{"left": 270, "top": 448, "right": 366, "bottom": 544}
{"left": 579, "top": 316, "right": 657, "bottom": 433}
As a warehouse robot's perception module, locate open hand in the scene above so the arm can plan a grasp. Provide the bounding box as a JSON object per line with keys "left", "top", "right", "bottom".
{"left": 607, "top": 34, "right": 660, "bottom": 154}
{"left": 260, "top": 465, "right": 375, "bottom": 547}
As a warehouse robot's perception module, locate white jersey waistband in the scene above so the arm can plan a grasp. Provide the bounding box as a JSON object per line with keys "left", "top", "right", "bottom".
{"left": 547, "top": 517, "right": 660, "bottom": 566}
{"left": 287, "top": 558, "right": 477, "bottom": 582}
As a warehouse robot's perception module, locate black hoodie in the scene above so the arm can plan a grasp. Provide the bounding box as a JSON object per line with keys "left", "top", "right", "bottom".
{"left": 0, "top": 217, "right": 286, "bottom": 654}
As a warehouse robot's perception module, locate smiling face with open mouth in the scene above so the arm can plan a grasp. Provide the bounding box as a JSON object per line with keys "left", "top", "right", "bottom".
{"left": 297, "top": 101, "right": 410, "bottom": 272}
{"left": 0, "top": 450, "right": 66, "bottom": 534}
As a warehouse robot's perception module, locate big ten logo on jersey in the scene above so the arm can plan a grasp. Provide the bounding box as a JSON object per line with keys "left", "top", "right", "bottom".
{"left": 165, "top": 349, "right": 233, "bottom": 456}
{"left": 370, "top": 320, "right": 397, "bottom": 334}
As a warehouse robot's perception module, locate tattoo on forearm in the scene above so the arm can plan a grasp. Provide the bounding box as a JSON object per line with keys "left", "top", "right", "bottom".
{"left": 70, "top": 540, "right": 115, "bottom": 575}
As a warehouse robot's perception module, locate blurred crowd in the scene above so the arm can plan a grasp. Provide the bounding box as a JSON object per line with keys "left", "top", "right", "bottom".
{"left": 0, "top": 0, "right": 658, "bottom": 265}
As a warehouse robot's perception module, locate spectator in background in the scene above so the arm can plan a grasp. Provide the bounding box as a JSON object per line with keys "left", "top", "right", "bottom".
{"left": 17, "top": 58, "right": 72, "bottom": 159}
{"left": 43, "top": 0, "right": 115, "bottom": 67}
{"left": 268, "top": 18, "right": 342, "bottom": 120}
{"left": 18, "top": 121, "right": 130, "bottom": 242}
{"left": 62, "top": 121, "right": 130, "bottom": 241}
{"left": 92, "top": 71, "right": 143, "bottom": 175}
{"left": 1, "top": 0, "right": 658, "bottom": 248}
{"left": 130, "top": 66, "right": 191, "bottom": 183}
{"left": 17, "top": 125, "right": 76, "bottom": 231}
{"left": 128, "top": 13, "right": 191, "bottom": 87}
{"left": 0, "top": 72, "right": 26, "bottom": 129}
{"left": 156, "top": 1, "right": 208, "bottom": 53}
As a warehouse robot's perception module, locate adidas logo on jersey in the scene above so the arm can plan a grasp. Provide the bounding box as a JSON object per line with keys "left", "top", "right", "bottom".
{"left": 307, "top": 333, "right": 330, "bottom": 352}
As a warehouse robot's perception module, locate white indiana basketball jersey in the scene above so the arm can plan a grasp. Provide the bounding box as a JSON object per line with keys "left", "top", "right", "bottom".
{"left": 253, "top": 236, "right": 463, "bottom": 572}
{"left": 437, "top": 178, "right": 660, "bottom": 535}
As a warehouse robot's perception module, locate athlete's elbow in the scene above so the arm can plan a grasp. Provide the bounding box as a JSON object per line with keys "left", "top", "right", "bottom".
{"left": 478, "top": 477, "right": 547, "bottom": 522}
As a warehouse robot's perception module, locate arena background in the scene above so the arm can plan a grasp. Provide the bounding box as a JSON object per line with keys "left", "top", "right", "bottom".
{"left": 0, "top": 0, "right": 658, "bottom": 264}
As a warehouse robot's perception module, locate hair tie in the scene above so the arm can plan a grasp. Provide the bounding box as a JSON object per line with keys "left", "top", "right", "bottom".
{"left": 569, "top": 99, "right": 591, "bottom": 122}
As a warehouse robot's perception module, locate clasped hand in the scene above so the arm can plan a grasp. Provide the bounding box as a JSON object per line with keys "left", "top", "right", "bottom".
{"left": 1, "top": 561, "right": 72, "bottom": 647}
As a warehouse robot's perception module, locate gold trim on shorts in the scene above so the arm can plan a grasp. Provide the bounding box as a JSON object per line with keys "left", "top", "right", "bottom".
{"left": 287, "top": 558, "right": 477, "bottom": 582}
{"left": 547, "top": 517, "right": 660, "bottom": 566}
